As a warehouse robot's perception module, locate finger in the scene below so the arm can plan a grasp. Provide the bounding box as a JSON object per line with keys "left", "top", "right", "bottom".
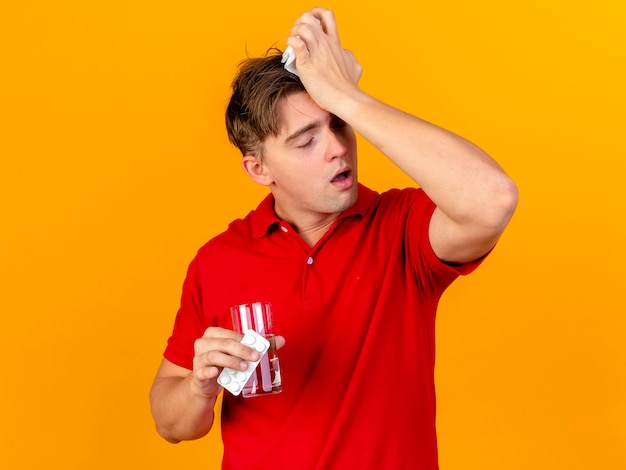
{"left": 200, "top": 326, "right": 242, "bottom": 341}
{"left": 344, "top": 49, "right": 363, "bottom": 81}
{"left": 191, "top": 365, "right": 224, "bottom": 398}
{"left": 194, "top": 348, "right": 250, "bottom": 375}
{"left": 195, "top": 364, "right": 220, "bottom": 381}
{"left": 286, "top": 35, "right": 310, "bottom": 65}
{"left": 197, "top": 327, "right": 257, "bottom": 359}
{"left": 290, "top": 10, "right": 324, "bottom": 41}
{"left": 291, "top": 22, "right": 321, "bottom": 46}
{"left": 194, "top": 336, "right": 260, "bottom": 364}
{"left": 311, "top": 7, "right": 338, "bottom": 38}
{"left": 275, "top": 335, "right": 286, "bottom": 351}
{"left": 299, "top": 11, "right": 324, "bottom": 29}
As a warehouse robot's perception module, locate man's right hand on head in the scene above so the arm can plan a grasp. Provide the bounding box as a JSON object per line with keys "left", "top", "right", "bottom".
{"left": 285, "top": 7, "right": 362, "bottom": 114}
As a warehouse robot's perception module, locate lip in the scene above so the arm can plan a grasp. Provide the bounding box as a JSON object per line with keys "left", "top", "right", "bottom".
{"left": 330, "top": 167, "right": 355, "bottom": 189}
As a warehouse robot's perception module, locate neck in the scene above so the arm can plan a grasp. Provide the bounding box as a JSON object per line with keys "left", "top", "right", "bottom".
{"left": 274, "top": 203, "right": 339, "bottom": 248}
{"left": 296, "top": 218, "right": 337, "bottom": 247}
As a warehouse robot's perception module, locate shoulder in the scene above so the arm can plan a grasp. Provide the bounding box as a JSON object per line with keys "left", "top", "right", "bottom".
{"left": 380, "top": 187, "right": 429, "bottom": 205}
{"left": 368, "top": 186, "right": 434, "bottom": 220}
{"left": 195, "top": 193, "right": 278, "bottom": 258}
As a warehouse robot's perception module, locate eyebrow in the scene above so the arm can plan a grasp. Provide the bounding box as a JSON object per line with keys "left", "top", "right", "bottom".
{"left": 284, "top": 120, "right": 321, "bottom": 144}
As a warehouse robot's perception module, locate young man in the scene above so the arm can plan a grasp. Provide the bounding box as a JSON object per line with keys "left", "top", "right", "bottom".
{"left": 150, "top": 7, "right": 518, "bottom": 469}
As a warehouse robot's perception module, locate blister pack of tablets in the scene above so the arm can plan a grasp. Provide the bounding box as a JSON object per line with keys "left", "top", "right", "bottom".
{"left": 217, "top": 329, "right": 270, "bottom": 396}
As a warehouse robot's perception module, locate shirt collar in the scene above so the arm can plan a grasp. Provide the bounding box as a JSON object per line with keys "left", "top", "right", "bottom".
{"left": 250, "top": 184, "right": 378, "bottom": 239}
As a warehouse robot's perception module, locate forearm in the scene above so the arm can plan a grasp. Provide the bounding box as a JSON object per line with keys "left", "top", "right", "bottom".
{"left": 288, "top": 7, "right": 516, "bottom": 229}
{"left": 150, "top": 374, "right": 217, "bottom": 443}
{"left": 336, "top": 90, "right": 517, "bottom": 228}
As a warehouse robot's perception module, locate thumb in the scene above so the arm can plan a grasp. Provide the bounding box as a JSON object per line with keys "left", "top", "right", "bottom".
{"left": 275, "top": 335, "right": 286, "bottom": 351}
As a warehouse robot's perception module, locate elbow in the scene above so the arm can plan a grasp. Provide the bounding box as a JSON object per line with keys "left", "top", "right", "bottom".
{"left": 431, "top": 173, "right": 518, "bottom": 264}
{"left": 154, "top": 422, "right": 210, "bottom": 444}
{"left": 478, "top": 174, "right": 518, "bottom": 239}
{"left": 154, "top": 422, "right": 183, "bottom": 444}
{"left": 152, "top": 412, "right": 213, "bottom": 444}
{"left": 162, "top": 435, "right": 182, "bottom": 445}
{"left": 466, "top": 173, "right": 519, "bottom": 237}
{"left": 495, "top": 174, "right": 519, "bottom": 229}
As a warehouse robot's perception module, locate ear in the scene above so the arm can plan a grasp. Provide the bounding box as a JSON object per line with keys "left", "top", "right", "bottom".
{"left": 241, "top": 155, "right": 273, "bottom": 186}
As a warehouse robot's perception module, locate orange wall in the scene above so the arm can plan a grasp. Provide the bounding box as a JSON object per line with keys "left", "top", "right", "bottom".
{"left": 1, "top": 1, "right": 624, "bottom": 469}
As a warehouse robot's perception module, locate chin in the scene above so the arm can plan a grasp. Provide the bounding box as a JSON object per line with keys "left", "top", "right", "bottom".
{"left": 335, "top": 186, "right": 359, "bottom": 212}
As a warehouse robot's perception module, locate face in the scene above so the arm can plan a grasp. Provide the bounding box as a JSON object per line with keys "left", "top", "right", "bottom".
{"left": 251, "top": 91, "right": 358, "bottom": 228}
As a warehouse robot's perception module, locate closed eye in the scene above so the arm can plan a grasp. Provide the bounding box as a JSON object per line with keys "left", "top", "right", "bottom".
{"left": 297, "top": 138, "right": 315, "bottom": 149}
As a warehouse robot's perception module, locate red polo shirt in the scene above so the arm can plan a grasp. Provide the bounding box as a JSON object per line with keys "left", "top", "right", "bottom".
{"left": 164, "top": 184, "right": 484, "bottom": 470}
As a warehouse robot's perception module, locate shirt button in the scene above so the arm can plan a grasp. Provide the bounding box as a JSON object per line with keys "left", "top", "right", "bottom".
{"left": 280, "top": 226, "right": 288, "bottom": 233}
{"left": 307, "top": 256, "right": 314, "bottom": 265}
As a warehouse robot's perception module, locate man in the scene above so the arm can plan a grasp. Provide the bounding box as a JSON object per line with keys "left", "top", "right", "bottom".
{"left": 150, "top": 7, "right": 517, "bottom": 469}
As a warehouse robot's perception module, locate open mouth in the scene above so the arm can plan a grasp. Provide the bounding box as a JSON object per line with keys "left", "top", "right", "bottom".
{"left": 331, "top": 170, "right": 351, "bottom": 183}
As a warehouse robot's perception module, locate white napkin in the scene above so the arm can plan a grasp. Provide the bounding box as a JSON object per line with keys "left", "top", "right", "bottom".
{"left": 281, "top": 46, "right": 298, "bottom": 76}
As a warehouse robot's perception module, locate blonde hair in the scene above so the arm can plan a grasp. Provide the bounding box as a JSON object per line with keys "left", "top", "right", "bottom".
{"left": 225, "top": 48, "right": 305, "bottom": 157}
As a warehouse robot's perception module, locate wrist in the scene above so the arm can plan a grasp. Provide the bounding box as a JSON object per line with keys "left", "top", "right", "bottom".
{"left": 329, "top": 89, "right": 376, "bottom": 127}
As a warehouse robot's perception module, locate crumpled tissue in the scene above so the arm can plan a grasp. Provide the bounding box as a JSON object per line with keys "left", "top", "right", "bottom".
{"left": 281, "top": 46, "right": 298, "bottom": 76}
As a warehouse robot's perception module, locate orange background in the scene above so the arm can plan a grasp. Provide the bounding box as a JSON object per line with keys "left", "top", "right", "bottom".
{"left": 1, "top": 1, "right": 624, "bottom": 469}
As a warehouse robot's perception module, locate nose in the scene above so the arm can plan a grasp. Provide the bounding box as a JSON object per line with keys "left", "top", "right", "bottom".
{"left": 325, "top": 127, "right": 348, "bottom": 161}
